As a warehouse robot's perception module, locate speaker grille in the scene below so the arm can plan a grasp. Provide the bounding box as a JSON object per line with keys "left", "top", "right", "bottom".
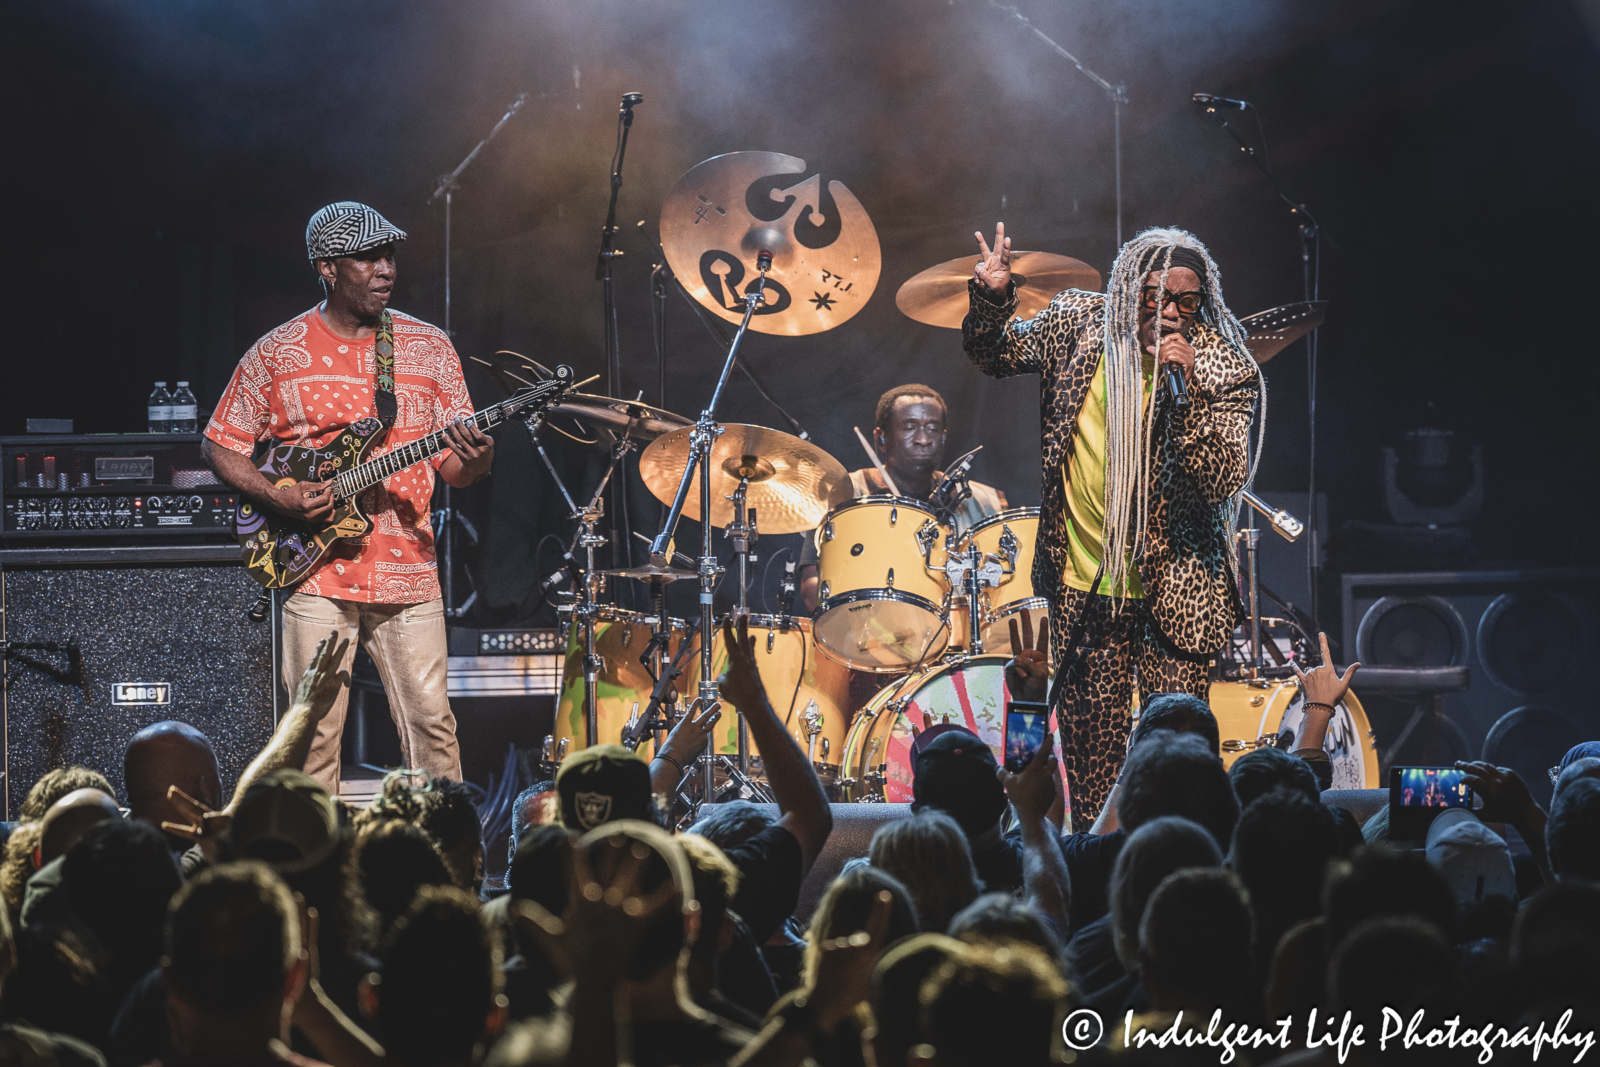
{"left": 1356, "top": 596, "right": 1469, "bottom": 667}
{"left": 1, "top": 562, "right": 275, "bottom": 816}
{"left": 1477, "top": 592, "right": 1584, "bottom": 696}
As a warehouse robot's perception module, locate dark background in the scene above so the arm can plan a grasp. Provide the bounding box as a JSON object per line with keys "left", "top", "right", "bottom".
{"left": 6, "top": 0, "right": 1600, "bottom": 639}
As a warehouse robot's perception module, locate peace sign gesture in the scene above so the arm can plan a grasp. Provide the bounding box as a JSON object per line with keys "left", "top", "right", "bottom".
{"left": 974, "top": 222, "right": 1012, "bottom": 295}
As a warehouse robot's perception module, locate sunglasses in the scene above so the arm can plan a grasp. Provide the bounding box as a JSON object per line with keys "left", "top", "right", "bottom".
{"left": 1141, "top": 287, "right": 1205, "bottom": 314}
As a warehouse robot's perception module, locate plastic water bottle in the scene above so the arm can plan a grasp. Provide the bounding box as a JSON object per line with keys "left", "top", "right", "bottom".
{"left": 147, "top": 382, "right": 172, "bottom": 434}
{"left": 171, "top": 382, "right": 198, "bottom": 433}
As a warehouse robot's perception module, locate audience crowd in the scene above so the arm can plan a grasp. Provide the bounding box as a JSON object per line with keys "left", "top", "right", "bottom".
{"left": 1, "top": 617, "right": 1598, "bottom": 1067}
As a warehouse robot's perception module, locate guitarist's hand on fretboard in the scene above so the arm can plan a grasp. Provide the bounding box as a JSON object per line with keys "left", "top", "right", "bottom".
{"left": 271, "top": 479, "right": 336, "bottom": 523}
{"left": 440, "top": 416, "right": 496, "bottom": 487}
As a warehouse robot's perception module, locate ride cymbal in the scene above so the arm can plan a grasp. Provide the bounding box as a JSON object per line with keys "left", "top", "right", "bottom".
{"left": 637, "top": 423, "right": 850, "bottom": 534}
{"left": 1240, "top": 301, "right": 1328, "bottom": 364}
{"left": 895, "top": 251, "right": 1103, "bottom": 329}
{"left": 660, "top": 152, "right": 880, "bottom": 336}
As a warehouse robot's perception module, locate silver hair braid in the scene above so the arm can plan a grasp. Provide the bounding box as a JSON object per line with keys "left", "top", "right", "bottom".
{"left": 1099, "top": 227, "right": 1265, "bottom": 601}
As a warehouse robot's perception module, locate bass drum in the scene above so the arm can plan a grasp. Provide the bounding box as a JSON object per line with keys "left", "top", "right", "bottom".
{"left": 554, "top": 609, "right": 691, "bottom": 755}
{"left": 839, "top": 654, "right": 1061, "bottom": 803}
{"left": 1206, "top": 680, "right": 1380, "bottom": 790}
{"left": 686, "top": 615, "right": 852, "bottom": 776}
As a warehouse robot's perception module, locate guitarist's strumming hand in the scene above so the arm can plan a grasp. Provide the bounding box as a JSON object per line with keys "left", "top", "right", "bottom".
{"left": 441, "top": 418, "right": 495, "bottom": 487}
{"left": 271, "top": 480, "right": 336, "bottom": 523}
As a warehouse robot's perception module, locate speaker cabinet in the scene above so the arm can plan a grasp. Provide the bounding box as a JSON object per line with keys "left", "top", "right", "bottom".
{"left": 1342, "top": 569, "right": 1599, "bottom": 803}
{"left": 0, "top": 545, "right": 280, "bottom": 817}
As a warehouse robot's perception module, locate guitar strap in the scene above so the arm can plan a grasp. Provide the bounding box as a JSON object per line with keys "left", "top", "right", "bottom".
{"left": 373, "top": 309, "right": 398, "bottom": 428}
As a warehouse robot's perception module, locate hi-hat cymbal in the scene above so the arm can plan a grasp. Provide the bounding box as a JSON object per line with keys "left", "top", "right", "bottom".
{"left": 1240, "top": 301, "right": 1328, "bottom": 363}
{"left": 660, "top": 152, "right": 881, "bottom": 336}
{"left": 600, "top": 562, "right": 697, "bottom": 583}
{"left": 896, "top": 252, "right": 1103, "bottom": 329}
{"left": 637, "top": 424, "right": 850, "bottom": 534}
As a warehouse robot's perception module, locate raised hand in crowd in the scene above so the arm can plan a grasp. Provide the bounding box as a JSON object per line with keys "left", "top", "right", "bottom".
{"left": 715, "top": 613, "right": 833, "bottom": 873}
{"left": 1290, "top": 631, "right": 1359, "bottom": 752}
{"left": 291, "top": 901, "right": 385, "bottom": 1067}
{"left": 649, "top": 701, "right": 721, "bottom": 795}
{"left": 164, "top": 632, "right": 350, "bottom": 854}
{"left": 1004, "top": 608, "right": 1050, "bottom": 705}
{"left": 1458, "top": 759, "right": 1551, "bottom": 883}
{"left": 731, "top": 890, "right": 894, "bottom": 1067}
{"left": 998, "top": 732, "right": 1071, "bottom": 930}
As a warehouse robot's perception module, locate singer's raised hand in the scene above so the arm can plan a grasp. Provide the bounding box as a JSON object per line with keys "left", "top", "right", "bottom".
{"left": 974, "top": 222, "right": 1012, "bottom": 295}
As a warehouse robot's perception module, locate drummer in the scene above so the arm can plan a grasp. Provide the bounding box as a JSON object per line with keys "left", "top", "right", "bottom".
{"left": 797, "top": 383, "right": 1007, "bottom": 613}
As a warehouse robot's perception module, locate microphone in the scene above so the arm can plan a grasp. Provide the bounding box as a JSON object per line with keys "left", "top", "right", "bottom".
{"left": 1192, "top": 93, "right": 1250, "bottom": 110}
{"left": 1166, "top": 364, "right": 1189, "bottom": 406}
{"left": 538, "top": 552, "right": 580, "bottom": 595}
{"left": 777, "top": 557, "right": 798, "bottom": 616}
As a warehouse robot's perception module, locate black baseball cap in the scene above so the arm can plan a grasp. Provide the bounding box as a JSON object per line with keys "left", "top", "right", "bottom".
{"left": 556, "top": 744, "right": 652, "bottom": 831}
{"left": 911, "top": 727, "right": 1008, "bottom": 837}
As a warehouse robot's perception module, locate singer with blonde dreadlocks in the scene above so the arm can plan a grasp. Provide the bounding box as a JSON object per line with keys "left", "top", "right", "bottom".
{"left": 963, "top": 224, "right": 1264, "bottom": 823}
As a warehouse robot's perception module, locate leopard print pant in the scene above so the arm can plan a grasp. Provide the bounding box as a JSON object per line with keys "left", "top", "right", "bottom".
{"left": 1054, "top": 587, "right": 1211, "bottom": 826}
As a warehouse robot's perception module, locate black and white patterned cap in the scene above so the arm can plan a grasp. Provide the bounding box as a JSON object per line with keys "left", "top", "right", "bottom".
{"left": 305, "top": 201, "right": 408, "bottom": 261}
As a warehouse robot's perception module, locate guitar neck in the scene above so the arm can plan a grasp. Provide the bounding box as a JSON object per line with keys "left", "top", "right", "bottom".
{"left": 333, "top": 389, "right": 542, "bottom": 499}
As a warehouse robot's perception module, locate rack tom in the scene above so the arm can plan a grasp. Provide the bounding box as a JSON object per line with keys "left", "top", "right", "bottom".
{"left": 813, "top": 496, "right": 950, "bottom": 672}
{"left": 960, "top": 508, "right": 1049, "bottom": 659}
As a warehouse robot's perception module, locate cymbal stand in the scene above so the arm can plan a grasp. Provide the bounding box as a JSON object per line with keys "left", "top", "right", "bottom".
{"left": 725, "top": 478, "right": 758, "bottom": 771}
{"left": 648, "top": 253, "right": 773, "bottom": 814}
{"left": 527, "top": 411, "right": 637, "bottom": 748}
{"left": 942, "top": 538, "right": 1007, "bottom": 656}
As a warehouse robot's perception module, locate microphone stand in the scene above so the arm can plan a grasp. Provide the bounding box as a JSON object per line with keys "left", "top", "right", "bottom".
{"left": 987, "top": 1, "right": 1127, "bottom": 251}
{"left": 428, "top": 92, "right": 528, "bottom": 618}
{"left": 596, "top": 93, "right": 644, "bottom": 597}
{"left": 1196, "top": 100, "right": 1331, "bottom": 629}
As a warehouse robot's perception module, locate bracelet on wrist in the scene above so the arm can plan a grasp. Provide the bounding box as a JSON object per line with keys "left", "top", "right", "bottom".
{"left": 652, "top": 752, "right": 685, "bottom": 776}
{"left": 1302, "top": 701, "right": 1336, "bottom": 714}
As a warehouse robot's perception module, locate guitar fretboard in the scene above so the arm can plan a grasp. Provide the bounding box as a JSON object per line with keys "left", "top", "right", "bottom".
{"left": 332, "top": 381, "right": 560, "bottom": 500}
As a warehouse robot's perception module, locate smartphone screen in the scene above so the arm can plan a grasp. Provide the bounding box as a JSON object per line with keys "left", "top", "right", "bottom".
{"left": 1004, "top": 708, "right": 1048, "bottom": 772}
{"left": 1388, "top": 765, "right": 1474, "bottom": 840}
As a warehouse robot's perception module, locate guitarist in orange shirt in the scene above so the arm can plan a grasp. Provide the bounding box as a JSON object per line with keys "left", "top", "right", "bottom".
{"left": 202, "top": 202, "right": 494, "bottom": 793}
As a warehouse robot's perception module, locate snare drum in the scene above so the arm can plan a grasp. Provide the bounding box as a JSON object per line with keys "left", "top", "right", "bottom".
{"left": 1206, "top": 679, "right": 1379, "bottom": 789}
{"left": 960, "top": 508, "right": 1049, "bottom": 658}
{"left": 688, "top": 614, "right": 851, "bottom": 773}
{"left": 554, "top": 609, "right": 691, "bottom": 754}
{"left": 814, "top": 496, "right": 950, "bottom": 672}
{"left": 838, "top": 654, "right": 1063, "bottom": 802}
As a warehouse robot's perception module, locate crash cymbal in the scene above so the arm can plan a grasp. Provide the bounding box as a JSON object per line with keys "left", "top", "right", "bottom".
{"left": 637, "top": 423, "right": 851, "bottom": 534}
{"left": 600, "top": 562, "right": 697, "bottom": 583}
{"left": 1240, "top": 301, "right": 1327, "bottom": 364}
{"left": 895, "top": 252, "right": 1103, "bottom": 329}
{"left": 660, "top": 152, "right": 881, "bottom": 336}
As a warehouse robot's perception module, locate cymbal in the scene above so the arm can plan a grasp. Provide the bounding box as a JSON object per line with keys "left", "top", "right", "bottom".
{"left": 660, "top": 152, "right": 881, "bottom": 336}
{"left": 550, "top": 395, "right": 691, "bottom": 442}
{"left": 600, "top": 562, "right": 697, "bottom": 583}
{"left": 473, "top": 352, "right": 690, "bottom": 441}
{"left": 895, "top": 252, "right": 1103, "bottom": 329}
{"left": 1240, "top": 301, "right": 1327, "bottom": 364}
{"left": 637, "top": 423, "right": 851, "bottom": 534}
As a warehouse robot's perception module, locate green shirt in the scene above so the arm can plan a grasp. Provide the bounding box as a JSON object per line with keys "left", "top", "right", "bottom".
{"left": 1060, "top": 351, "right": 1157, "bottom": 598}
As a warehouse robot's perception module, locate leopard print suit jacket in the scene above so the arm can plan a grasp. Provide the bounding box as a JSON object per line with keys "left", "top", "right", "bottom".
{"left": 961, "top": 279, "right": 1260, "bottom": 655}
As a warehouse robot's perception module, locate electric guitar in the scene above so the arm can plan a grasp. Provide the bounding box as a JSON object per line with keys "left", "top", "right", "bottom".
{"left": 235, "top": 365, "right": 573, "bottom": 589}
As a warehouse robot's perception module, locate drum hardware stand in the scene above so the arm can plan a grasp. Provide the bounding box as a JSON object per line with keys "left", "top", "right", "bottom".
{"left": 1235, "top": 489, "right": 1306, "bottom": 682}
{"left": 538, "top": 736, "right": 572, "bottom": 780}
{"left": 527, "top": 409, "right": 642, "bottom": 749}
{"left": 648, "top": 251, "right": 774, "bottom": 817}
{"left": 725, "top": 477, "right": 760, "bottom": 772}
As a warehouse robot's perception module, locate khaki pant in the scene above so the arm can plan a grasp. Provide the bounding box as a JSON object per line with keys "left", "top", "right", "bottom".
{"left": 281, "top": 592, "right": 462, "bottom": 793}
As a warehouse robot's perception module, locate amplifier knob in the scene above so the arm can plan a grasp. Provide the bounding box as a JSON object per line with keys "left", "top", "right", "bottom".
{"left": 147, "top": 496, "right": 163, "bottom": 509}
{"left": 189, "top": 495, "right": 204, "bottom": 511}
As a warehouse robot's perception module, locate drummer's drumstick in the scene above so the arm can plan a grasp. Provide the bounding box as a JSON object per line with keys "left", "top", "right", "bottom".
{"left": 853, "top": 426, "right": 902, "bottom": 496}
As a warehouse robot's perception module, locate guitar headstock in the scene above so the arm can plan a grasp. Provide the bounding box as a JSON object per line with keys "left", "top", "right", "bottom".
{"left": 505, "top": 365, "right": 575, "bottom": 417}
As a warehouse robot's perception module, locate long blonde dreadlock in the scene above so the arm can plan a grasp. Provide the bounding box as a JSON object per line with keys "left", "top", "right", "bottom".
{"left": 1099, "top": 227, "right": 1264, "bottom": 600}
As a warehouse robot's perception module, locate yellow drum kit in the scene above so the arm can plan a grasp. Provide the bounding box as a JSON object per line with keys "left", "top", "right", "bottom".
{"left": 500, "top": 150, "right": 1374, "bottom": 813}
